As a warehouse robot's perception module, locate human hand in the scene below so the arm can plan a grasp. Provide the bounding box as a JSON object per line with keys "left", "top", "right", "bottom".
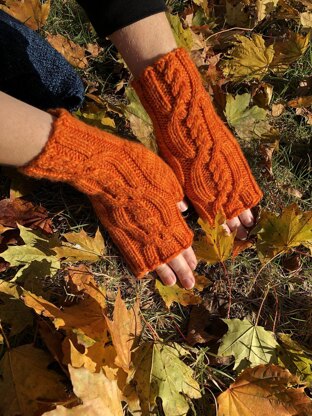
{"left": 133, "top": 48, "right": 263, "bottom": 227}
{"left": 20, "top": 109, "right": 194, "bottom": 283}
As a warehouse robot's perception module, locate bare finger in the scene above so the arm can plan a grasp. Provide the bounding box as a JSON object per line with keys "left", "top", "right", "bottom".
{"left": 181, "top": 246, "right": 197, "bottom": 271}
{"left": 155, "top": 263, "right": 177, "bottom": 286}
{"left": 226, "top": 216, "right": 248, "bottom": 240}
{"left": 238, "top": 209, "right": 254, "bottom": 227}
{"left": 168, "top": 255, "right": 195, "bottom": 289}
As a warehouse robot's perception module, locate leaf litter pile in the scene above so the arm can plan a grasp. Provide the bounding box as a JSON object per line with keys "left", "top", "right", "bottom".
{"left": 0, "top": 0, "right": 311, "bottom": 415}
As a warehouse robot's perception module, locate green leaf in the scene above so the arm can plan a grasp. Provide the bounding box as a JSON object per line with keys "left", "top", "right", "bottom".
{"left": 225, "top": 93, "right": 274, "bottom": 141}
{"left": 218, "top": 319, "right": 278, "bottom": 370}
{"left": 253, "top": 204, "right": 312, "bottom": 263}
{"left": 130, "top": 342, "right": 201, "bottom": 416}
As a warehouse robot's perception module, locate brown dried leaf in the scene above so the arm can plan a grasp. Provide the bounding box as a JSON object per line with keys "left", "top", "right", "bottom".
{"left": 46, "top": 34, "right": 88, "bottom": 69}
{"left": 0, "top": 198, "right": 52, "bottom": 233}
{"left": 288, "top": 95, "right": 312, "bottom": 108}
{"left": 217, "top": 364, "right": 312, "bottom": 416}
{"left": 272, "top": 103, "right": 285, "bottom": 117}
{"left": 0, "top": 0, "right": 50, "bottom": 30}
{"left": 272, "top": 32, "right": 311, "bottom": 74}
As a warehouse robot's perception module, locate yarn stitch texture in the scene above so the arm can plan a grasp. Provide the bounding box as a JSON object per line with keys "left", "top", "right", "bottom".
{"left": 133, "top": 47, "right": 263, "bottom": 223}
{"left": 19, "top": 109, "right": 193, "bottom": 277}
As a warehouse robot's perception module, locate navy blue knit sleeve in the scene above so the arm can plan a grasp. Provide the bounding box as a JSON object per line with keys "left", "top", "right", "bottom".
{"left": 76, "top": 0, "right": 166, "bottom": 37}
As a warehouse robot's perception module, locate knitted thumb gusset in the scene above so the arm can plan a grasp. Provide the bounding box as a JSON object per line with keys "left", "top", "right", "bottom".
{"left": 133, "top": 48, "right": 263, "bottom": 224}
{"left": 19, "top": 109, "right": 193, "bottom": 277}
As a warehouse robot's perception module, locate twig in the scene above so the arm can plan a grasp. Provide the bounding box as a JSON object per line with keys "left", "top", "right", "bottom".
{"left": 140, "top": 313, "right": 160, "bottom": 341}
{"left": 255, "top": 286, "right": 270, "bottom": 326}
{"left": 221, "top": 261, "right": 232, "bottom": 318}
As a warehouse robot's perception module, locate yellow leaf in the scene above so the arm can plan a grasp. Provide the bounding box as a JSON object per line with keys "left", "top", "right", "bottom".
{"left": 105, "top": 290, "right": 142, "bottom": 372}
{"left": 0, "top": 0, "right": 50, "bottom": 30}
{"left": 46, "top": 34, "right": 88, "bottom": 69}
{"left": 254, "top": 204, "right": 312, "bottom": 262}
{"left": 62, "top": 336, "right": 116, "bottom": 374}
{"left": 217, "top": 364, "right": 312, "bottom": 416}
{"left": 43, "top": 366, "right": 123, "bottom": 416}
{"left": 0, "top": 344, "right": 69, "bottom": 416}
{"left": 222, "top": 34, "right": 274, "bottom": 81}
{"left": 194, "top": 213, "right": 235, "bottom": 264}
{"left": 54, "top": 228, "right": 105, "bottom": 263}
{"left": 23, "top": 277, "right": 108, "bottom": 344}
{"left": 155, "top": 279, "right": 203, "bottom": 309}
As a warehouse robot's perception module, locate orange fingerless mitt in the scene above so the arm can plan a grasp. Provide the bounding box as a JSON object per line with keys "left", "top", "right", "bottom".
{"left": 133, "top": 48, "right": 263, "bottom": 223}
{"left": 19, "top": 109, "right": 193, "bottom": 276}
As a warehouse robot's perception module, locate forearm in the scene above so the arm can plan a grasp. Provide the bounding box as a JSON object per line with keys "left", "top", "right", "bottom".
{"left": 0, "top": 92, "right": 54, "bottom": 167}
{"left": 109, "top": 12, "right": 177, "bottom": 78}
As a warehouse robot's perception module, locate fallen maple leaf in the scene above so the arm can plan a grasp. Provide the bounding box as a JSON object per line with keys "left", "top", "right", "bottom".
{"left": 253, "top": 204, "right": 312, "bottom": 262}
{"left": 222, "top": 34, "right": 275, "bottom": 81}
{"left": 54, "top": 228, "right": 105, "bottom": 263}
{"left": 42, "top": 365, "right": 123, "bottom": 416}
{"left": 225, "top": 93, "right": 276, "bottom": 141}
{"left": 217, "top": 364, "right": 312, "bottom": 416}
{"left": 2, "top": 224, "right": 61, "bottom": 279}
{"left": 155, "top": 279, "right": 203, "bottom": 309}
{"left": 130, "top": 342, "right": 201, "bottom": 416}
{"left": 0, "top": 197, "right": 52, "bottom": 233}
{"left": 194, "top": 213, "right": 235, "bottom": 264}
{"left": 218, "top": 318, "right": 278, "bottom": 370}
{"left": 272, "top": 31, "right": 311, "bottom": 74}
{"left": 105, "top": 290, "right": 142, "bottom": 373}
{"left": 46, "top": 34, "right": 88, "bottom": 69}
{"left": 0, "top": 0, "right": 50, "bottom": 30}
{"left": 0, "top": 344, "right": 69, "bottom": 416}
{"left": 278, "top": 333, "right": 312, "bottom": 387}
{"left": 23, "top": 276, "right": 108, "bottom": 345}
{"left": 62, "top": 335, "right": 115, "bottom": 374}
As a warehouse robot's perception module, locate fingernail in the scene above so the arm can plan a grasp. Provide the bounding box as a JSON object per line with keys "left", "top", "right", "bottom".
{"left": 179, "top": 201, "right": 188, "bottom": 212}
{"left": 184, "top": 278, "right": 195, "bottom": 290}
{"left": 165, "top": 276, "right": 176, "bottom": 286}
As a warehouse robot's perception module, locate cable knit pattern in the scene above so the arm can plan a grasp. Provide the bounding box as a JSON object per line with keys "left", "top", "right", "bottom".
{"left": 19, "top": 109, "right": 193, "bottom": 277}
{"left": 133, "top": 48, "right": 263, "bottom": 223}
